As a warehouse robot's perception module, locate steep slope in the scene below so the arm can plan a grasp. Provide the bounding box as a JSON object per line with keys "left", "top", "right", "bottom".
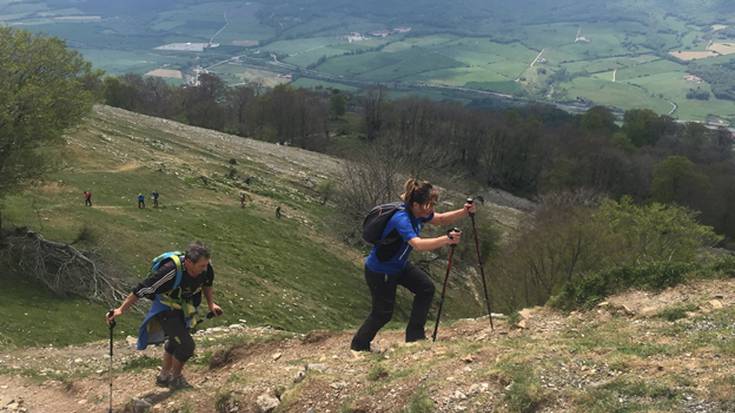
{"left": 0, "top": 105, "right": 525, "bottom": 348}
{"left": 1, "top": 277, "right": 734, "bottom": 412}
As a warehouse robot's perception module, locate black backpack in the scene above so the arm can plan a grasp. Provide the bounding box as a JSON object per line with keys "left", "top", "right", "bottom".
{"left": 363, "top": 202, "right": 406, "bottom": 261}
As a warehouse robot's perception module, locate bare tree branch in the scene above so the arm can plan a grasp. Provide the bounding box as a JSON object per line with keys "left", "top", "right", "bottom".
{"left": 0, "top": 229, "right": 130, "bottom": 307}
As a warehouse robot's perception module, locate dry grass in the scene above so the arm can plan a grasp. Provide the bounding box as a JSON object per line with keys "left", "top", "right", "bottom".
{"left": 708, "top": 42, "right": 735, "bottom": 56}
{"left": 669, "top": 50, "right": 719, "bottom": 61}
{"left": 144, "top": 68, "right": 183, "bottom": 79}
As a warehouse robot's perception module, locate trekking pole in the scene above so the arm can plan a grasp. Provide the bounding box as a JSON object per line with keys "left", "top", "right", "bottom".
{"left": 432, "top": 228, "right": 460, "bottom": 342}
{"left": 106, "top": 310, "right": 116, "bottom": 413}
{"left": 198, "top": 311, "right": 217, "bottom": 326}
{"left": 189, "top": 311, "right": 219, "bottom": 333}
{"left": 467, "top": 197, "right": 494, "bottom": 331}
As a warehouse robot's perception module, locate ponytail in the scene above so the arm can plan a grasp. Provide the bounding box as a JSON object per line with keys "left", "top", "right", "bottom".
{"left": 400, "top": 178, "right": 438, "bottom": 207}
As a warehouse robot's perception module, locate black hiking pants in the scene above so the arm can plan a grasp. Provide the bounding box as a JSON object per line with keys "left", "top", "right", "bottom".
{"left": 157, "top": 310, "right": 195, "bottom": 363}
{"left": 351, "top": 262, "right": 435, "bottom": 351}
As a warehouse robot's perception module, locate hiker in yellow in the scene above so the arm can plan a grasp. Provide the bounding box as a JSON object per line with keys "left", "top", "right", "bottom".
{"left": 106, "top": 242, "right": 223, "bottom": 389}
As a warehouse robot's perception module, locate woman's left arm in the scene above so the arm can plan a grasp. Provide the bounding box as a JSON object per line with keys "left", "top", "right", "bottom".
{"left": 430, "top": 201, "right": 476, "bottom": 226}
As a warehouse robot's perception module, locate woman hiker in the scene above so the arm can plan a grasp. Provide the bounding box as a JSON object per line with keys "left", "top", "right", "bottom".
{"left": 106, "top": 242, "right": 223, "bottom": 388}
{"left": 350, "top": 178, "right": 475, "bottom": 352}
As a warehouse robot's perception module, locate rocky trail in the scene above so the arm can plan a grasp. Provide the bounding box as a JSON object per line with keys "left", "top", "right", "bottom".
{"left": 2, "top": 278, "right": 735, "bottom": 412}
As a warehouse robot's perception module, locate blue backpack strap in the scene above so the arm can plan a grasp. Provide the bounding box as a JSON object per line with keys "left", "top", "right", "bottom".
{"left": 151, "top": 251, "right": 184, "bottom": 291}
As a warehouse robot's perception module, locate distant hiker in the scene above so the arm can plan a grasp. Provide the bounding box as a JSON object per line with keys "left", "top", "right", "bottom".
{"left": 152, "top": 191, "right": 160, "bottom": 208}
{"left": 350, "top": 178, "right": 476, "bottom": 352}
{"left": 137, "top": 193, "right": 145, "bottom": 209}
{"left": 240, "top": 192, "right": 247, "bottom": 208}
{"left": 275, "top": 206, "right": 282, "bottom": 219}
{"left": 106, "top": 242, "right": 223, "bottom": 389}
{"left": 83, "top": 191, "right": 92, "bottom": 207}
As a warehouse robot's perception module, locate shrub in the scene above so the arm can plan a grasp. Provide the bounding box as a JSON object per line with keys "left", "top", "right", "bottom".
{"left": 657, "top": 304, "right": 698, "bottom": 321}
{"left": 367, "top": 364, "right": 389, "bottom": 381}
{"left": 404, "top": 388, "right": 434, "bottom": 413}
{"left": 493, "top": 194, "right": 721, "bottom": 312}
{"left": 72, "top": 224, "right": 96, "bottom": 245}
{"left": 501, "top": 364, "right": 546, "bottom": 413}
{"left": 549, "top": 261, "right": 695, "bottom": 311}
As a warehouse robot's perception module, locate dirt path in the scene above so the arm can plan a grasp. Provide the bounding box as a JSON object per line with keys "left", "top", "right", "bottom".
{"left": 2, "top": 278, "right": 734, "bottom": 412}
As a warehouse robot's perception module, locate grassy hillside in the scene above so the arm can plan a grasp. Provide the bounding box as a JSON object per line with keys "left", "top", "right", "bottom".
{"left": 0, "top": 105, "right": 514, "bottom": 348}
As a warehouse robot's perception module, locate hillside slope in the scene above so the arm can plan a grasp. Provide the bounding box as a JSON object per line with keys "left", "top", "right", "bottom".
{"left": 0, "top": 105, "right": 525, "bottom": 348}
{"left": 1, "top": 277, "right": 734, "bottom": 412}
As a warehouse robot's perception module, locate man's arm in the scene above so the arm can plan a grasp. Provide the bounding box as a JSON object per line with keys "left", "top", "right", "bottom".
{"left": 106, "top": 293, "right": 138, "bottom": 324}
{"left": 105, "top": 261, "right": 178, "bottom": 324}
{"left": 203, "top": 286, "right": 223, "bottom": 316}
{"left": 133, "top": 262, "right": 177, "bottom": 299}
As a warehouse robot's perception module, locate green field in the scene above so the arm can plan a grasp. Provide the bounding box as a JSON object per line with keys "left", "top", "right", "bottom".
{"left": 290, "top": 78, "right": 359, "bottom": 92}
{"left": 7, "top": 0, "right": 735, "bottom": 122}
{"left": 262, "top": 37, "right": 352, "bottom": 67}
{"left": 436, "top": 38, "right": 538, "bottom": 66}
{"left": 626, "top": 71, "right": 735, "bottom": 121}
{"left": 561, "top": 55, "right": 659, "bottom": 75}
{"left": 317, "top": 47, "right": 465, "bottom": 81}
{"left": 159, "top": 1, "right": 274, "bottom": 43}
{"left": 78, "top": 48, "right": 190, "bottom": 74}
{"left": 518, "top": 23, "right": 580, "bottom": 48}
{"left": 416, "top": 67, "right": 511, "bottom": 85}
{"left": 558, "top": 77, "right": 672, "bottom": 114}
{"left": 210, "top": 63, "right": 289, "bottom": 87}
{"left": 614, "top": 59, "right": 688, "bottom": 81}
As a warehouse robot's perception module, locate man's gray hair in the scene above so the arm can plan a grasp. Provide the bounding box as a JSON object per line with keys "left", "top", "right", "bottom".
{"left": 185, "top": 241, "right": 211, "bottom": 263}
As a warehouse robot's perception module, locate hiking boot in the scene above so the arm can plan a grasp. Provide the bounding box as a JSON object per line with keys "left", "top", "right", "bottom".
{"left": 350, "top": 342, "right": 385, "bottom": 354}
{"left": 405, "top": 331, "right": 427, "bottom": 343}
{"left": 350, "top": 343, "right": 371, "bottom": 352}
{"left": 405, "top": 336, "right": 427, "bottom": 344}
{"left": 168, "top": 375, "right": 192, "bottom": 390}
{"left": 155, "top": 372, "right": 170, "bottom": 387}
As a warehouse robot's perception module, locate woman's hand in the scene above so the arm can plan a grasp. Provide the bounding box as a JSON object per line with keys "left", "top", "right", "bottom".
{"left": 464, "top": 201, "right": 477, "bottom": 216}
{"left": 447, "top": 229, "right": 462, "bottom": 245}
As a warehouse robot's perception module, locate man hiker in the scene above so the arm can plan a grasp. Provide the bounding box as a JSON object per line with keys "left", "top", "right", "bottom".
{"left": 275, "top": 206, "right": 282, "bottom": 219}
{"left": 152, "top": 191, "right": 160, "bottom": 208}
{"left": 137, "top": 193, "right": 145, "bottom": 209}
{"left": 350, "top": 178, "right": 476, "bottom": 352}
{"left": 240, "top": 192, "right": 246, "bottom": 208}
{"left": 106, "top": 242, "right": 223, "bottom": 389}
{"left": 83, "top": 191, "right": 92, "bottom": 207}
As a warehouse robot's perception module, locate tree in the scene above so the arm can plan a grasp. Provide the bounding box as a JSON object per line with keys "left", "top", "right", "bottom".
{"left": 182, "top": 72, "right": 227, "bottom": 130}
{"left": 103, "top": 76, "right": 137, "bottom": 109}
{"left": 651, "top": 155, "right": 710, "bottom": 206}
{"left": 0, "top": 28, "right": 97, "bottom": 198}
{"left": 225, "top": 85, "right": 255, "bottom": 135}
{"left": 364, "top": 86, "right": 386, "bottom": 141}
{"left": 622, "top": 109, "right": 672, "bottom": 147}
{"left": 329, "top": 92, "right": 347, "bottom": 119}
{"left": 580, "top": 106, "right": 616, "bottom": 134}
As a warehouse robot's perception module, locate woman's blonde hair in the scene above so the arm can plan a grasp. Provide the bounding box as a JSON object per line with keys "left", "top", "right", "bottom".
{"left": 400, "top": 178, "right": 439, "bottom": 207}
